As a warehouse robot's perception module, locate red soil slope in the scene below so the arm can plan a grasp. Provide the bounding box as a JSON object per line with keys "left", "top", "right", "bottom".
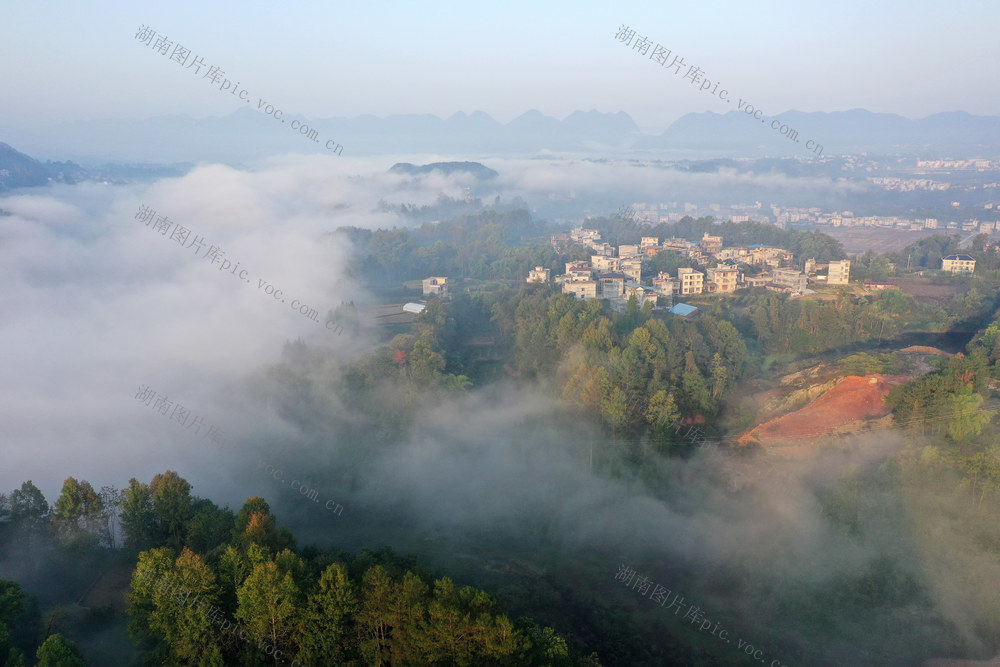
{"left": 741, "top": 374, "right": 909, "bottom": 449}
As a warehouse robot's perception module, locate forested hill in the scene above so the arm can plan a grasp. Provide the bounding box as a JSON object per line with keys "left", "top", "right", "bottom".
{"left": 388, "top": 161, "right": 499, "bottom": 180}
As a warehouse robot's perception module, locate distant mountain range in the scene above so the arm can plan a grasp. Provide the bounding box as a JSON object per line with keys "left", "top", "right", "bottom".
{"left": 0, "top": 142, "right": 191, "bottom": 191}
{"left": 3, "top": 108, "right": 1000, "bottom": 169}
{"left": 0, "top": 142, "right": 88, "bottom": 190}
{"left": 638, "top": 109, "right": 1000, "bottom": 157}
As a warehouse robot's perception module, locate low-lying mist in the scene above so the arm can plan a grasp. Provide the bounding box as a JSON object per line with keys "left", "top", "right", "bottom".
{"left": 2, "top": 154, "right": 996, "bottom": 665}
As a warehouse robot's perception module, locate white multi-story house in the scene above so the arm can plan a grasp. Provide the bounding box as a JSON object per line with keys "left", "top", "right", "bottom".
{"left": 621, "top": 258, "right": 643, "bottom": 284}
{"left": 772, "top": 268, "right": 808, "bottom": 292}
{"left": 562, "top": 280, "right": 597, "bottom": 299}
{"left": 827, "top": 260, "right": 851, "bottom": 285}
{"left": 706, "top": 266, "right": 739, "bottom": 293}
{"left": 618, "top": 244, "right": 642, "bottom": 257}
{"left": 598, "top": 275, "right": 627, "bottom": 299}
{"left": 526, "top": 266, "right": 550, "bottom": 284}
{"left": 591, "top": 255, "right": 622, "bottom": 272}
{"left": 564, "top": 261, "right": 593, "bottom": 281}
{"left": 942, "top": 254, "right": 976, "bottom": 273}
{"left": 677, "top": 268, "right": 704, "bottom": 295}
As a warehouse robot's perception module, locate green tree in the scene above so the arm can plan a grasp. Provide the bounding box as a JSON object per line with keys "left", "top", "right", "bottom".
{"left": 51, "top": 477, "right": 103, "bottom": 550}
{"left": 417, "top": 577, "right": 525, "bottom": 664}
{"left": 0, "top": 580, "right": 27, "bottom": 666}
{"left": 946, "top": 393, "right": 995, "bottom": 442}
{"left": 600, "top": 386, "right": 629, "bottom": 433}
{"left": 232, "top": 498, "right": 293, "bottom": 555}
{"left": 356, "top": 565, "right": 394, "bottom": 666}
{"left": 646, "top": 390, "right": 680, "bottom": 448}
{"left": 236, "top": 562, "right": 301, "bottom": 662}
{"left": 35, "top": 634, "right": 87, "bottom": 667}
{"left": 298, "top": 563, "right": 358, "bottom": 664}
{"left": 408, "top": 330, "right": 448, "bottom": 386}
{"left": 7, "top": 481, "right": 49, "bottom": 533}
{"left": 517, "top": 619, "right": 574, "bottom": 666}
{"left": 709, "top": 352, "right": 729, "bottom": 400}
{"left": 185, "top": 499, "right": 235, "bottom": 556}
{"left": 119, "top": 478, "right": 154, "bottom": 550}
{"left": 681, "top": 366, "right": 713, "bottom": 416}
{"left": 149, "top": 471, "right": 194, "bottom": 551}
{"left": 128, "top": 547, "right": 224, "bottom": 665}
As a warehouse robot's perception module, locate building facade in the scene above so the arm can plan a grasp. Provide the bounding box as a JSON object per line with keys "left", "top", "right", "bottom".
{"left": 562, "top": 280, "right": 597, "bottom": 300}
{"left": 526, "top": 266, "right": 550, "bottom": 283}
{"left": 827, "top": 259, "right": 851, "bottom": 285}
{"left": 706, "top": 266, "right": 739, "bottom": 293}
{"left": 677, "top": 268, "right": 704, "bottom": 295}
{"left": 942, "top": 254, "right": 976, "bottom": 273}
{"left": 422, "top": 277, "right": 449, "bottom": 298}
{"left": 772, "top": 268, "right": 808, "bottom": 292}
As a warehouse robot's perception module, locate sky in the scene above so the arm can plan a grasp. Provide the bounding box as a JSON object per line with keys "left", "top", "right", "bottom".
{"left": 1, "top": 0, "right": 998, "bottom": 136}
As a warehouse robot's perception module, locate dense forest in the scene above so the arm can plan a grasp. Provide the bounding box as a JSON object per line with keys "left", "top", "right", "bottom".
{"left": 0, "top": 472, "right": 595, "bottom": 666}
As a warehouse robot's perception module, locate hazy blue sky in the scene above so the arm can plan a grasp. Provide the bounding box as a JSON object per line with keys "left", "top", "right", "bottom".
{"left": 2, "top": 0, "right": 998, "bottom": 133}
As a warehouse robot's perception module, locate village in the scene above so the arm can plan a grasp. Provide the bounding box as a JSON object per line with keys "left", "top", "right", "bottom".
{"left": 520, "top": 226, "right": 977, "bottom": 317}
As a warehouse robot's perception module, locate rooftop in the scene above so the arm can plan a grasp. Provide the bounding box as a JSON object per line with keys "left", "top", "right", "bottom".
{"left": 668, "top": 303, "right": 698, "bottom": 317}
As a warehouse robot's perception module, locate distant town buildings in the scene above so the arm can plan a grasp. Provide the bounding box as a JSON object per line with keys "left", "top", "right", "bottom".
{"left": 542, "top": 222, "right": 868, "bottom": 306}
{"left": 942, "top": 254, "right": 976, "bottom": 273}
{"left": 569, "top": 227, "right": 601, "bottom": 244}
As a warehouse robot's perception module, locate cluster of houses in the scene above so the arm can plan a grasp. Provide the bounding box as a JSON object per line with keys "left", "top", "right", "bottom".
{"left": 529, "top": 227, "right": 854, "bottom": 312}
{"left": 411, "top": 236, "right": 977, "bottom": 319}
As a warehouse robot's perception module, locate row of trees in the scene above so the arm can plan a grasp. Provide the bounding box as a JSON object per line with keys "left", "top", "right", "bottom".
{"left": 341, "top": 209, "right": 559, "bottom": 284}
{"left": 0, "top": 479, "right": 120, "bottom": 551}
{"left": 744, "top": 289, "right": 908, "bottom": 354}
{"left": 0, "top": 472, "right": 237, "bottom": 556}
{"left": 131, "top": 542, "right": 590, "bottom": 665}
